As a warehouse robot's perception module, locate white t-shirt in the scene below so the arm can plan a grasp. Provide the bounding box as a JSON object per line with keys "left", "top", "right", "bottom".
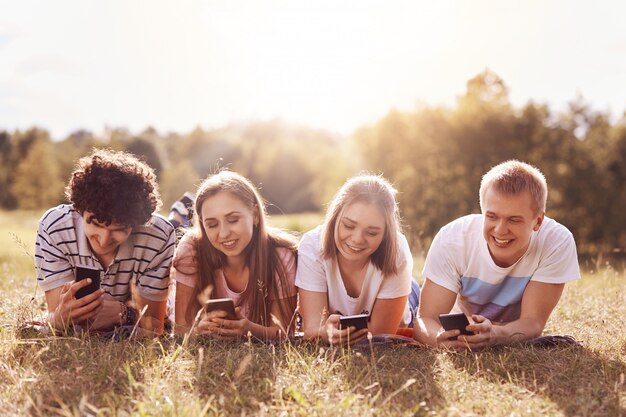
{"left": 423, "top": 214, "right": 580, "bottom": 323}
{"left": 295, "top": 226, "right": 414, "bottom": 326}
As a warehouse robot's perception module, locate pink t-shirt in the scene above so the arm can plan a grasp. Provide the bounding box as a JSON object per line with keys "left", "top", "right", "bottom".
{"left": 173, "top": 234, "right": 297, "bottom": 318}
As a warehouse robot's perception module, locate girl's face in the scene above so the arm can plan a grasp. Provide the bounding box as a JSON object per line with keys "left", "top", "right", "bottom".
{"left": 334, "top": 201, "right": 386, "bottom": 264}
{"left": 200, "top": 191, "right": 258, "bottom": 262}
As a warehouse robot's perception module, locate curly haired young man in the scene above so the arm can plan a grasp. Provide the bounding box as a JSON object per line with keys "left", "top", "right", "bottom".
{"left": 35, "top": 149, "right": 175, "bottom": 335}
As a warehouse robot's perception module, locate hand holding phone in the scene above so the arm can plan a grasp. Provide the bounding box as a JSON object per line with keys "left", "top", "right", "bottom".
{"left": 438, "top": 313, "right": 473, "bottom": 340}
{"left": 339, "top": 313, "right": 369, "bottom": 331}
{"left": 204, "top": 298, "right": 237, "bottom": 320}
{"left": 75, "top": 266, "right": 102, "bottom": 299}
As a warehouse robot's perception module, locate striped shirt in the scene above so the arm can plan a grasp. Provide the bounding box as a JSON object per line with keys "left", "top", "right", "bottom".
{"left": 35, "top": 204, "right": 175, "bottom": 302}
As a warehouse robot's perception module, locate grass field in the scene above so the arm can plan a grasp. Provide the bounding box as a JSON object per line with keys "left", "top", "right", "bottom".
{"left": 0, "top": 209, "right": 624, "bottom": 416}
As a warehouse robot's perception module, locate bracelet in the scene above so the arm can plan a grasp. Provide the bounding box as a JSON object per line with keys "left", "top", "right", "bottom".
{"left": 125, "top": 306, "right": 137, "bottom": 326}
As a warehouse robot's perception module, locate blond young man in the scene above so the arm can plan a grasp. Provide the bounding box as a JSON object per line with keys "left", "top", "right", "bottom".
{"left": 414, "top": 160, "right": 580, "bottom": 349}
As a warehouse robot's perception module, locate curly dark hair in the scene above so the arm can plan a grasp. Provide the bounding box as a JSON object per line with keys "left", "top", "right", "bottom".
{"left": 65, "top": 148, "right": 162, "bottom": 227}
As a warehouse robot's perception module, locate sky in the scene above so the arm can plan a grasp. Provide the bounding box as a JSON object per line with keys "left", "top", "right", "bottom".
{"left": 1, "top": 0, "right": 625, "bottom": 140}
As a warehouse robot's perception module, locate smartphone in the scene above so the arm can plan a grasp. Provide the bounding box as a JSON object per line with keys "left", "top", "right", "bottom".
{"left": 339, "top": 313, "right": 369, "bottom": 331}
{"left": 75, "top": 266, "right": 101, "bottom": 299}
{"left": 204, "top": 298, "right": 237, "bottom": 320}
{"left": 438, "top": 313, "right": 473, "bottom": 340}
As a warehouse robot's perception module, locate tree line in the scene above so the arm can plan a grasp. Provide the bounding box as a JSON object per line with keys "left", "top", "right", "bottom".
{"left": 1, "top": 70, "right": 625, "bottom": 254}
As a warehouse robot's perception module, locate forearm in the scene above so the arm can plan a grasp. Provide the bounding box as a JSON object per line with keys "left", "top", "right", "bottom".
{"left": 47, "top": 310, "right": 71, "bottom": 330}
{"left": 246, "top": 321, "right": 285, "bottom": 341}
{"left": 89, "top": 300, "right": 126, "bottom": 330}
{"left": 139, "top": 314, "right": 165, "bottom": 336}
{"left": 413, "top": 317, "right": 443, "bottom": 347}
{"left": 301, "top": 311, "right": 331, "bottom": 341}
{"left": 300, "top": 309, "right": 329, "bottom": 341}
{"left": 298, "top": 290, "right": 330, "bottom": 341}
{"left": 175, "top": 309, "right": 202, "bottom": 336}
{"left": 130, "top": 296, "right": 167, "bottom": 337}
{"left": 492, "top": 318, "right": 545, "bottom": 344}
{"left": 175, "top": 322, "right": 192, "bottom": 336}
{"left": 369, "top": 296, "right": 408, "bottom": 335}
{"left": 488, "top": 281, "right": 564, "bottom": 345}
{"left": 302, "top": 323, "right": 326, "bottom": 341}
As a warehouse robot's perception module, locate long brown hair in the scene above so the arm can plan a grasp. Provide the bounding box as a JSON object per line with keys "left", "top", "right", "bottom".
{"left": 178, "top": 171, "right": 297, "bottom": 331}
{"left": 320, "top": 174, "right": 401, "bottom": 277}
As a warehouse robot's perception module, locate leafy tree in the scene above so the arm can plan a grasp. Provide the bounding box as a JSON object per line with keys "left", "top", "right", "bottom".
{"left": 11, "top": 138, "right": 64, "bottom": 209}
{"left": 125, "top": 137, "right": 164, "bottom": 175}
{"left": 3, "top": 128, "right": 52, "bottom": 209}
{"left": 0, "top": 131, "right": 13, "bottom": 207}
{"left": 159, "top": 161, "right": 200, "bottom": 211}
{"left": 55, "top": 130, "right": 100, "bottom": 185}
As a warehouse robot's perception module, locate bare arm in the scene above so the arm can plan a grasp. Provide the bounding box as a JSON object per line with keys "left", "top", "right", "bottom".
{"left": 45, "top": 280, "right": 104, "bottom": 329}
{"left": 174, "top": 282, "right": 202, "bottom": 335}
{"left": 133, "top": 293, "right": 168, "bottom": 336}
{"left": 299, "top": 288, "right": 330, "bottom": 340}
{"left": 266, "top": 295, "right": 297, "bottom": 338}
{"left": 298, "top": 288, "right": 368, "bottom": 344}
{"left": 462, "top": 281, "right": 565, "bottom": 348}
{"left": 413, "top": 278, "right": 458, "bottom": 347}
{"left": 369, "top": 295, "right": 408, "bottom": 335}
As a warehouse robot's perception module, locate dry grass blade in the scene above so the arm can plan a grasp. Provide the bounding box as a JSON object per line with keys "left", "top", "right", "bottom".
{"left": 233, "top": 353, "right": 252, "bottom": 381}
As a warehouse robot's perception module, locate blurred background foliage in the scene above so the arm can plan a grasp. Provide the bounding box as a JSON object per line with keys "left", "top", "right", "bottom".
{"left": 2, "top": 70, "right": 625, "bottom": 254}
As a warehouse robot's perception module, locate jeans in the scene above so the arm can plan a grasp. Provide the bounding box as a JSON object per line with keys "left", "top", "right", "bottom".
{"left": 407, "top": 279, "right": 421, "bottom": 328}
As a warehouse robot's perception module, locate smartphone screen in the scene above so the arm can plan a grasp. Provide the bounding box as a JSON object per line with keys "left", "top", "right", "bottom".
{"left": 438, "top": 313, "right": 473, "bottom": 340}
{"left": 339, "top": 313, "right": 369, "bottom": 331}
{"left": 75, "top": 266, "right": 101, "bottom": 299}
{"left": 204, "top": 298, "right": 237, "bottom": 320}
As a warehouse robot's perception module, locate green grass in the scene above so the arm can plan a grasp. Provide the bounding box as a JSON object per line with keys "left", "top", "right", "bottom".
{"left": 267, "top": 211, "right": 324, "bottom": 235}
{"left": 0, "top": 210, "right": 624, "bottom": 416}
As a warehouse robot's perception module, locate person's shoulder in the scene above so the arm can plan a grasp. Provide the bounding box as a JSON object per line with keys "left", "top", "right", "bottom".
{"left": 297, "top": 226, "right": 324, "bottom": 261}
{"left": 38, "top": 204, "right": 78, "bottom": 230}
{"left": 438, "top": 214, "right": 482, "bottom": 239}
{"left": 276, "top": 245, "right": 297, "bottom": 264}
{"left": 299, "top": 225, "right": 323, "bottom": 246}
{"left": 138, "top": 213, "right": 175, "bottom": 238}
{"left": 177, "top": 230, "right": 196, "bottom": 247}
{"left": 537, "top": 216, "right": 574, "bottom": 242}
{"left": 174, "top": 232, "right": 198, "bottom": 259}
{"left": 395, "top": 230, "right": 411, "bottom": 253}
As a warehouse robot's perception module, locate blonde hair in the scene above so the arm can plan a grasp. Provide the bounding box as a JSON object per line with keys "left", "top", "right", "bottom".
{"left": 174, "top": 171, "right": 297, "bottom": 333}
{"left": 479, "top": 160, "right": 547, "bottom": 214}
{"left": 321, "top": 174, "right": 401, "bottom": 276}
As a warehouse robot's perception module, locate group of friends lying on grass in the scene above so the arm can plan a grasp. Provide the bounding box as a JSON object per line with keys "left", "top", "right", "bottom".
{"left": 35, "top": 149, "right": 580, "bottom": 349}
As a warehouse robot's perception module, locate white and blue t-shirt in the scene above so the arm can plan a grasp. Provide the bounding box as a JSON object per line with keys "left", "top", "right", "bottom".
{"left": 423, "top": 214, "right": 580, "bottom": 323}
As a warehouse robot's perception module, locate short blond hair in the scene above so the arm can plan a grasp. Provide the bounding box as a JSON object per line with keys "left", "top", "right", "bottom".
{"left": 479, "top": 160, "right": 547, "bottom": 214}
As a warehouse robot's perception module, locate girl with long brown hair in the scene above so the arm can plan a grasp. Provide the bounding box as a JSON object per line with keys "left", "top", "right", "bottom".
{"left": 172, "top": 171, "right": 297, "bottom": 341}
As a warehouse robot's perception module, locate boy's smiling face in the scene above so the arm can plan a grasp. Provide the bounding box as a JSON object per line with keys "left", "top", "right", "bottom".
{"left": 83, "top": 211, "right": 132, "bottom": 264}
{"left": 482, "top": 188, "right": 544, "bottom": 268}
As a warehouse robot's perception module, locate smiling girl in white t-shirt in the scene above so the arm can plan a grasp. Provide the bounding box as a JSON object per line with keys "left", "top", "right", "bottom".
{"left": 296, "top": 175, "right": 419, "bottom": 345}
